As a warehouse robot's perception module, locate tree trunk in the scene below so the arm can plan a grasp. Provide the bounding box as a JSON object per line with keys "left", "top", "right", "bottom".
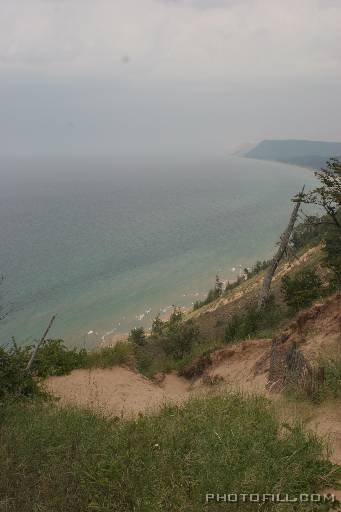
{"left": 258, "top": 188, "right": 304, "bottom": 309}
{"left": 25, "top": 315, "right": 56, "bottom": 373}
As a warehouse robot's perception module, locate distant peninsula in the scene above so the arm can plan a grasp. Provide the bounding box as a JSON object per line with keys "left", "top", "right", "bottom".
{"left": 241, "top": 139, "right": 341, "bottom": 169}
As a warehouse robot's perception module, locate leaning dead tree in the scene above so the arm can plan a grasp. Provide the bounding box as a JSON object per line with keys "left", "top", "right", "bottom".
{"left": 25, "top": 315, "right": 56, "bottom": 373}
{"left": 258, "top": 187, "right": 305, "bottom": 309}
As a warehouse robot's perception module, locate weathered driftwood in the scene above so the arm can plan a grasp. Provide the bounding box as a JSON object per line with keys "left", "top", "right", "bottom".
{"left": 25, "top": 315, "right": 56, "bottom": 373}
{"left": 258, "top": 187, "right": 304, "bottom": 309}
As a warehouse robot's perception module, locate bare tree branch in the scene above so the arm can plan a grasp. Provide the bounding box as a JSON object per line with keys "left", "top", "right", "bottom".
{"left": 25, "top": 315, "right": 56, "bottom": 374}
{"left": 258, "top": 187, "right": 304, "bottom": 309}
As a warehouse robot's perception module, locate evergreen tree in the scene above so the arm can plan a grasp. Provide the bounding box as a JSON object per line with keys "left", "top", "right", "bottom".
{"left": 128, "top": 327, "right": 146, "bottom": 346}
{"left": 298, "top": 158, "right": 341, "bottom": 230}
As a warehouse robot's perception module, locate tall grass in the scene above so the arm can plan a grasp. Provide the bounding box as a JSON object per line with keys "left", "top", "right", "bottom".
{"left": 322, "top": 359, "right": 341, "bottom": 398}
{"left": 0, "top": 394, "right": 338, "bottom": 511}
{"left": 224, "top": 298, "right": 285, "bottom": 344}
{"left": 84, "top": 342, "right": 134, "bottom": 369}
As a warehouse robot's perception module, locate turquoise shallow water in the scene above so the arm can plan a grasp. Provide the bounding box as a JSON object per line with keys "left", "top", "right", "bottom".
{"left": 0, "top": 156, "right": 315, "bottom": 347}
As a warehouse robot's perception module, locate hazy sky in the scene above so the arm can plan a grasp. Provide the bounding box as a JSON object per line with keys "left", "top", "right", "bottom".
{"left": 0, "top": 0, "right": 340, "bottom": 157}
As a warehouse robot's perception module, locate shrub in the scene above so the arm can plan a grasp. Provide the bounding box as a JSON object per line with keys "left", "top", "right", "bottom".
{"left": 193, "top": 287, "right": 220, "bottom": 310}
{"left": 163, "top": 319, "right": 199, "bottom": 359}
{"left": 224, "top": 308, "right": 259, "bottom": 343}
{"left": 85, "top": 343, "right": 134, "bottom": 369}
{"left": 309, "top": 358, "right": 341, "bottom": 402}
{"left": 0, "top": 343, "right": 39, "bottom": 400}
{"left": 128, "top": 327, "right": 146, "bottom": 346}
{"left": 224, "top": 297, "right": 282, "bottom": 343}
{"left": 151, "top": 314, "right": 164, "bottom": 336}
{"left": 134, "top": 340, "right": 165, "bottom": 376}
{"left": 193, "top": 261, "right": 272, "bottom": 311}
{"left": 323, "top": 231, "right": 341, "bottom": 288}
{"left": 33, "top": 339, "right": 86, "bottom": 377}
{"left": 323, "top": 359, "right": 341, "bottom": 398}
{"left": 134, "top": 309, "right": 202, "bottom": 375}
{"left": 281, "top": 269, "right": 322, "bottom": 312}
{"left": 291, "top": 216, "right": 326, "bottom": 250}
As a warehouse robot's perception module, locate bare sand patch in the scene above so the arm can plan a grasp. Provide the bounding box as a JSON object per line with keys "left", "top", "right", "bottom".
{"left": 45, "top": 367, "right": 185, "bottom": 418}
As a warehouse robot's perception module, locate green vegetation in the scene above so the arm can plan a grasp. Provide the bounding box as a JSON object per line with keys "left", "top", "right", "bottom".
{"left": 291, "top": 216, "right": 327, "bottom": 250}
{"left": 1, "top": 394, "right": 338, "bottom": 512}
{"left": 285, "top": 357, "right": 341, "bottom": 404}
{"left": 193, "top": 261, "right": 270, "bottom": 310}
{"left": 133, "top": 308, "right": 200, "bottom": 377}
{"left": 193, "top": 275, "right": 224, "bottom": 310}
{"left": 128, "top": 326, "right": 147, "bottom": 346}
{"left": 193, "top": 286, "right": 221, "bottom": 310}
{"left": 321, "top": 359, "right": 341, "bottom": 399}
{"left": 162, "top": 309, "right": 199, "bottom": 359}
{"left": 0, "top": 342, "right": 39, "bottom": 400}
{"left": 291, "top": 158, "right": 341, "bottom": 293}
{"left": 324, "top": 231, "right": 341, "bottom": 288}
{"left": 281, "top": 269, "right": 323, "bottom": 313}
{"left": 242, "top": 259, "right": 271, "bottom": 279}
{"left": 83, "top": 342, "right": 134, "bottom": 369}
{"left": 299, "top": 158, "right": 341, "bottom": 230}
{"left": 34, "top": 339, "right": 88, "bottom": 377}
{"left": 290, "top": 216, "right": 340, "bottom": 295}
{"left": 224, "top": 297, "right": 284, "bottom": 343}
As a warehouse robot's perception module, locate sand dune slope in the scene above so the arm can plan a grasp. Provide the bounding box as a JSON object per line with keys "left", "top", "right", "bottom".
{"left": 45, "top": 367, "right": 190, "bottom": 418}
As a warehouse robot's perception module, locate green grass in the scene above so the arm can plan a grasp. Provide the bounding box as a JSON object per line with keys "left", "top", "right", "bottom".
{"left": 84, "top": 342, "right": 134, "bottom": 369}
{"left": 0, "top": 394, "right": 339, "bottom": 512}
{"left": 224, "top": 298, "right": 286, "bottom": 344}
{"left": 287, "top": 358, "right": 341, "bottom": 403}
{"left": 322, "top": 359, "right": 341, "bottom": 398}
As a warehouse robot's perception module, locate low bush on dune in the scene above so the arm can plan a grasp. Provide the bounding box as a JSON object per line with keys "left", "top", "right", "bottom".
{"left": 281, "top": 269, "right": 323, "bottom": 313}
{"left": 84, "top": 342, "right": 134, "bottom": 369}
{"left": 193, "top": 286, "right": 221, "bottom": 310}
{"left": 0, "top": 343, "right": 39, "bottom": 400}
{"left": 224, "top": 297, "right": 284, "bottom": 344}
{"left": 132, "top": 309, "right": 200, "bottom": 377}
{"left": 305, "top": 357, "right": 341, "bottom": 403}
{"left": 324, "top": 231, "right": 341, "bottom": 290}
{"left": 0, "top": 394, "right": 338, "bottom": 512}
{"left": 34, "top": 339, "right": 134, "bottom": 373}
{"left": 33, "top": 339, "right": 88, "bottom": 377}
{"left": 322, "top": 359, "right": 341, "bottom": 399}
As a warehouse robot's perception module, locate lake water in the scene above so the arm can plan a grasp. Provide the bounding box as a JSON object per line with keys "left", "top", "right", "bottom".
{"left": 0, "top": 155, "right": 315, "bottom": 347}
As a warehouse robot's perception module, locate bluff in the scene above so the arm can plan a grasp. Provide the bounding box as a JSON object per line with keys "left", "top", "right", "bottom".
{"left": 245, "top": 139, "right": 341, "bottom": 168}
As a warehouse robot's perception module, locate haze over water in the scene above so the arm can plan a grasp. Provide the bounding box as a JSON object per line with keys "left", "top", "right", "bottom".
{"left": 0, "top": 155, "right": 315, "bottom": 347}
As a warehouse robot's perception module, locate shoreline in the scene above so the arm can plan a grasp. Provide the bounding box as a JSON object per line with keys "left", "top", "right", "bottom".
{"left": 240, "top": 154, "right": 317, "bottom": 172}
{"left": 96, "top": 268, "right": 249, "bottom": 348}
{"left": 98, "top": 305, "right": 194, "bottom": 348}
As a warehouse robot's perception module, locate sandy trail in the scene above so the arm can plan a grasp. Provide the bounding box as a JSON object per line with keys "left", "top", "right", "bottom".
{"left": 45, "top": 338, "right": 271, "bottom": 418}
{"left": 45, "top": 367, "right": 191, "bottom": 418}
